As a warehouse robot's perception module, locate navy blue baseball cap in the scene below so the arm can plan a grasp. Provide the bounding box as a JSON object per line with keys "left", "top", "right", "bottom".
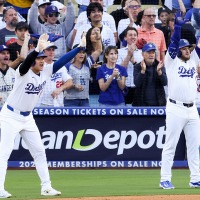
{"left": 142, "top": 43, "right": 157, "bottom": 52}
{"left": 0, "top": 45, "right": 10, "bottom": 53}
{"left": 37, "top": 52, "right": 47, "bottom": 58}
{"left": 45, "top": 5, "right": 59, "bottom": 15}
{"left": 178, "top": 39, "right": 192, "bottom": 49}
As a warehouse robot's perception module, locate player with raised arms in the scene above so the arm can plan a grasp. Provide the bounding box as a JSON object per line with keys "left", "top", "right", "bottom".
{"left": 0, "top": 33, "right": 86, "bottom": 198}
{"left": 160, "top": 11, "right": 200, "bottom": 189}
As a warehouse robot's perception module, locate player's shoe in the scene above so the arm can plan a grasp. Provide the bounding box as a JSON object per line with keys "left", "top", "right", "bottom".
{"left": 0, "top": 190, "right": 12, "bottom": 198}
{"left": 159, "top": 181, "right": 175, "bottom": 189}
{"left": 41, "top": 187, "right": 61, "bottom": 196}
{"left": 189, "top": 181, "right": 200, "bottom": 188}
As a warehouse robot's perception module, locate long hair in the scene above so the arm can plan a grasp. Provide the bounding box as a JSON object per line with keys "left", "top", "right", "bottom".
{"left": 86, "top": 27, "right": 104, "bottom": 55}
{"left": 103, "top": 46, "right": 118, "bottom": 63}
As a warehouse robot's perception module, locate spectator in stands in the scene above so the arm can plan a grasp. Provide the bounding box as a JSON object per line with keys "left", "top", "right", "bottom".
{"left": 6, "top": 0, "right": 32, "bottom": 20}
{"left": 133, "top": 42, "right": 167, "bottom": 106}
{"left": 117, "top": 27, "right": 143, "bottom": 105}
{"left": 71, "top": 0, "right": 117, "bottom": 48}
{"left": 64, "top": 45, "right": 91, "bottom": 107}
{"left": 0, "top": 6, "right": 18, "bottom": 45}
{"left": 118, "top": 0, "right": 141, "bottom": 45}
{"left": 96, "top": 46, "right": 127, "bottom": 107}
{"left": 191, "top": 0, "right": 200, "bottom": 37}
{"left": 27, "top": 0, "right": 51, "bottom": 24}
{"left": 86, "top": 27, "right": 103, "bottom": 106}
{"left": 29, "top": 0, "right": 75, "bottom": 60}
{"left": 137, "top": 7, "right": 167, "bottom": 61}
{"left": 7, "top": 22, "right": 31, "bottom": 62}
{"left": 72, "top": 2, "right": 116, "bottom": 50}
{"left": 155, "top": 7, "right": 170, "bottom": 48}
{"left": 38, "top": 43, "right": 73, "bottom": 107}
{"left": 0, "top": 45, "right": 15, "bottom": 106}
{"left": 76, "top": 0, "right": 114, "bottom": 15}
{"left": 167, "top": 12, "right": 196, "bottom": 48}
{"left": 110, "top": 0, "right": 129, "bottom": 29}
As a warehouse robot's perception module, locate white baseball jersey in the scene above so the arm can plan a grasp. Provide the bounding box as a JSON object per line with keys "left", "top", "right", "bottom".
{"left": 196, "top": 75, "right": 200, "bottom": 107}
{"left": 73, "top": 24, "right": 116, "bottom": 48}
{"left": 0, "top": 67, "right": 15, "bottom": 106}
{"left": 74, "top": 11, "right": 116, "bottom": 33}
{"left": 39, "top": 63, "right": 72, "bottom": 107}
{"left": 165, "top": 50, "right": 199, "bottom": 103}
{"left": 6, "top": 65, "right": 53, "bottom": 112}
{"left": 117, "top": 47, "right": 143, "bottom": 87}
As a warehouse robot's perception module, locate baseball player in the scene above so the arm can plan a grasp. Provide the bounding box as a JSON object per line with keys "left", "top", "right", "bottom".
{"left": 0, "top": 45, "right": 15, "bottom": 107}
{"left": 38, "top": 43, "right": 73, "bottom": 107}
{"left": 160, "top": 11, "right": 200, "bottom": 189}
{"left": 0, "top": 33, "right": 86, "bottom": 198}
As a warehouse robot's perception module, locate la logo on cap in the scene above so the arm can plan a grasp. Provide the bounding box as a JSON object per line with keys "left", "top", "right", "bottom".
{"left": 52, "top": 6, "right": 56, "bottom": 10}
{"left": 149, "top": 44, "right": 153, "bottom": 47}
{"left": 3, "top": 45, "right": 6, "bottom": 48}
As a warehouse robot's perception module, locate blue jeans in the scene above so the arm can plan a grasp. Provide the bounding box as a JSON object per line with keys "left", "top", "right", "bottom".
{"left": 64, "top": 99, "right": 89, "bottom": 107}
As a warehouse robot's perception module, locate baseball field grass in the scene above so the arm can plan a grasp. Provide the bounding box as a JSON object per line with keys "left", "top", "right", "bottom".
{"left": 4, "top": 169, "right": 200, "bottom": 199}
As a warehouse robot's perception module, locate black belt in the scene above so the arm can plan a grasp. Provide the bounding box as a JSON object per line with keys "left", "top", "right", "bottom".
{"left": 169, "top": 99, "right": 193, "bottom": 108}
{"left": 7, "top": 105, "right": 31, "bottom": 116}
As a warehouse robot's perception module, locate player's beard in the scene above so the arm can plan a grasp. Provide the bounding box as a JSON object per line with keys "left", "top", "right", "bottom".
{"left": 181, "top": 54, "right": 190, "bottom": 62}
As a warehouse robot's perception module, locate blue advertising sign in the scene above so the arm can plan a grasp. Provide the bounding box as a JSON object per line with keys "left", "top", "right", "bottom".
{"left": 8, "top": 108, "right": 187, "bottom": 168}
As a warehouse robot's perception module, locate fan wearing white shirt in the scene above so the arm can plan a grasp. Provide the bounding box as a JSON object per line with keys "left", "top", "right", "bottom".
{"left": 71, "top": 0, "right": 117, "bottom": 46}
{"left": 117, "top": 27, "right": 143, "bottom": 105}
{"left": 72, "top": 2, "right": 116, "bottom": 49}
{"left": 38, "top": 43, "right": 73, "bottom": 107}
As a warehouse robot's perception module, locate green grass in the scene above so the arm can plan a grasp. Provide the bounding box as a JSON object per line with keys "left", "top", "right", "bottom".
{"left": 4, "top": 169, "right": 200, "bottom": 199}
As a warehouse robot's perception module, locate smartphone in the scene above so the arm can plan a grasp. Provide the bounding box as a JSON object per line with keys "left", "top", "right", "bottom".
{"left": 97, "top": 61, "right": 103, "bottom": 65}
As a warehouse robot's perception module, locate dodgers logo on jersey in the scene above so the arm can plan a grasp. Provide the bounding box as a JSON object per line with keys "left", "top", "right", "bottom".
{"left": 25, "top": 81, "right": 46, "bottom": 95}
{"left": 51, "top": 72, "right": 62, "bottom": 82}
{"left": 178, "top": 66, "right": 195, "bottom": 78}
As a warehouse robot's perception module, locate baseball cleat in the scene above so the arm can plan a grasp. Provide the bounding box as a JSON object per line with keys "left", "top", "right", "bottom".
{"left": 0, "top": 190, "right": 12, "bottom": 198}
{"left": 189, "top": 181, "right": 200, "bottom": 188}
{"left": 41, "top": 187, "right": 61, "bottom": 196}
{"left": 159, "top": 181, "right": 175, "bottom": 189}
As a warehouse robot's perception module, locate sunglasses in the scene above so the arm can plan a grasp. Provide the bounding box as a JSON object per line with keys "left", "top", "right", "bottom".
{"left": 144, "top": 14, "right": 156, "bottom": 18}
{"left": 48, "top": 13, "right": 59, "bottom": 17}
{"left": 128, "top": 5, "right": 141, "bottom": 9}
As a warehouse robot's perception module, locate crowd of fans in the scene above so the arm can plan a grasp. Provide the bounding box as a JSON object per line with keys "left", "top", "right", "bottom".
{"left": 0, "top": 0, "right": 200, "bottom": 107}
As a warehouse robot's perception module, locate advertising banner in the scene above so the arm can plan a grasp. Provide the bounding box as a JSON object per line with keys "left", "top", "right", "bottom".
{"left": 8, "top": 108, "right": 187, "bottom": 168}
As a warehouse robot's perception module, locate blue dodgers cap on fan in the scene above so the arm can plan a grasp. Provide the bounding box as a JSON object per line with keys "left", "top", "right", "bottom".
{"left": 45, "top": 5, "right": 59, "bottom": 15}
{"left": 0, "top": 45, "right": 10, "bottom": 52}
{"left": 178, "top": 39, "right": 193, "bottom": 49}
{"left": 142, "top": 43, "right": 157, "bottom": 52}
{"left": 37, "top": 52, "right": 47, "bottom": 58}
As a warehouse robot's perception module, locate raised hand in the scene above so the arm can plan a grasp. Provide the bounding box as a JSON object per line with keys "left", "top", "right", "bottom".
{"left": 175, "top": 11, "right": 189, "bottom": 26}
{"left": 79, "top": 31, "right": 86, "bottom": 48}
{"left": 36, "top": 33, "right": 50, "bottom": 52}
{"left": 93, "top": 27, "right": 101, "bottom": 40}
{"left": 157, "top": 61, "right": 164, "bottom": 75}
{"left": 140, "top": 60, "right": 146, "bottom": 73}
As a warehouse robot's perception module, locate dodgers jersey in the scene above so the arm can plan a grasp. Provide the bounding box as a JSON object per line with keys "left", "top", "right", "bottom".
{"left": 165, "top": 50, "right": 199, "bottom": 103}
{"left": 6, "top": 64, "right": 53, "bottom": 112}
{"left": 0, "top": 67, "right": 15, "bottom": 106}
{"left": 39, "top": 63, "right": 72, "bottom": 107}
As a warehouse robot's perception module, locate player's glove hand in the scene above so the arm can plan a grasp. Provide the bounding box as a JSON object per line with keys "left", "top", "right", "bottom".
{"left": 175, "top": 11, "right": 189, "bottom": 26}
{"left": 36, "top": 33, "right": 51, "bottom": 52}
